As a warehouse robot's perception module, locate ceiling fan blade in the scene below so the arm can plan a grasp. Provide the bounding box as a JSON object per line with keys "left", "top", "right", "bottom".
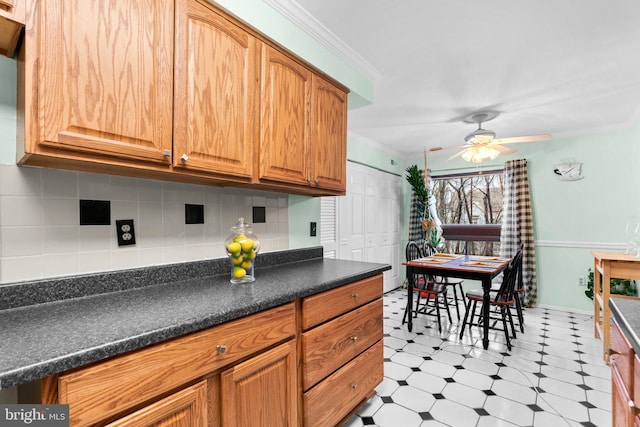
{"left": 493, "top": 134, "right": 551, "bottom": 144}
{"left": 447, "top": 149, "right": 467, "bottom": 161}
{"left": 491, "top": 144, "right": 517, "bottom": 154}
{"left": 430, "top": 143, "right": 469, "bottom": 153}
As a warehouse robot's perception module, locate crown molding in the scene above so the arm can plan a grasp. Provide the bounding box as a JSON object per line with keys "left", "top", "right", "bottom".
{"left": 263, "top": 0, "right": 383, "bottom": 82}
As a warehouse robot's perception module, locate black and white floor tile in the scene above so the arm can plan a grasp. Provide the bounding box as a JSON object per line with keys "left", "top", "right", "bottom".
{"left": 345, "top": 288, "right": 611, "bottom": 427}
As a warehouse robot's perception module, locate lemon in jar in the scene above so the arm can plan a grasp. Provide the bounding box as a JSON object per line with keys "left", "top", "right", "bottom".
{"left": 232, "top": 256, "right": 244, "bottom": 266}
{"left": 232, "top": 266, "right": 246, "bottom": 279}
{"left": 240, "top": 238, "right": 254, "bottom": 253}
{"left": 241, "top": 260, "right": 252, "bottom": 270}
{"left": 226, "top": 242, "right": 241, "bottom": 256}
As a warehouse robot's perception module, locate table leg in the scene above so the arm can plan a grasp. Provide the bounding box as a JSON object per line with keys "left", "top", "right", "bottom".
{"left": 482, "top": 278, "right": 490, "bottom": 350}
{"left": 403, "top": 266, "right": 414, "bottom": 332}
{"left": 602, "top": 261, "right": 611, "bottom": 362}
{"left": 594, "top": 258, "right": 601, "bottom": 339}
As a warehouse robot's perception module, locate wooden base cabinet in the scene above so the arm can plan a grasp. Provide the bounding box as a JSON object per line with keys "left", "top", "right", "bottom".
{"left": 610, "top": 320, "right": 640, "bottom": 427}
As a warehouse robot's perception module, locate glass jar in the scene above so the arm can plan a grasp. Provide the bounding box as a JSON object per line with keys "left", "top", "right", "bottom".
{"left": 224, "top": 218, "right": 260, "bottom": 283}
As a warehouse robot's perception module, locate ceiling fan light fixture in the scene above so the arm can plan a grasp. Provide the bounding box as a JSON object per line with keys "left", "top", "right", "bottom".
{"left": 461, "top": 145, "right": 500, "bottom": 163}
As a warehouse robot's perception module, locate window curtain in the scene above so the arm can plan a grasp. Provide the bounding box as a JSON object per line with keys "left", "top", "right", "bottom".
{"left": 408, "top": 169, "right": 425, "bottom": 244}
{"left": 500, "top": 159, "right": 537, "bottom": 306}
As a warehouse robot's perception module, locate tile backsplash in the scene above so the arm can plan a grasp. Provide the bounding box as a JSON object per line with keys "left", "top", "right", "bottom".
{"left": 0, "top": 165, "right": 289, "bottom": 283}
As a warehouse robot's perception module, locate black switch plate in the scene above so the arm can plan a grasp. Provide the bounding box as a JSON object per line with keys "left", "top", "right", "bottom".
{"left": 185, "top": 204, "right": 204, "bottom": 224}
{"left": 79, "top": 200, "right": 111, "bottom": 225}
{"left": 310, "top": 221, "right": 317, "bottom": 237}
{"left": 116, "top": 219, "right": 136, "bottom": 246}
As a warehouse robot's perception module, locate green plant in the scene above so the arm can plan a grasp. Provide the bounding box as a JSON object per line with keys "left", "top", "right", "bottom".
{"left": 428, "top": 227, "right": 441, "bottom": 249}
{"left": 405, "top": 165, "right": 429, "bottom": 220}
{"left": 584, "top": 268, "right": 636, "bottom": 300}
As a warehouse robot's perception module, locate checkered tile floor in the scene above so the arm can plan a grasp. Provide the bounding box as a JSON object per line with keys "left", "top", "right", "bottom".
{"left": 345, "top": 288, "right": 611, "bottom": 427}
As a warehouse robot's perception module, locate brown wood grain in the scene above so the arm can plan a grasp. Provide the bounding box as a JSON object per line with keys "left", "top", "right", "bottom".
{"left": 302, "top": 299, "right": 383, "bottom": 390}
{"left": 301, "top": 274, "right": 383, "bottom": 330}
{"left": 303, "top": 341, "right": 383, "bottom": 427}
{"left": 221, "top": 340, "right": 297, "bottom": 427}
{"left": 0, "top": 0, "right": 23, "bottom": 57}
{"left": 58, "top": 303, "right": 295, "bottom": 427}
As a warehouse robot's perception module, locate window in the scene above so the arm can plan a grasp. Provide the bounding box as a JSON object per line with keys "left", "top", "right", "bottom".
{"left": 431, "top": 170, "right": 504, "bottom": 256}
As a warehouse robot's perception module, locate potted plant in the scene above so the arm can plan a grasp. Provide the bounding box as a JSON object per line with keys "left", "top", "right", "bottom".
{"left": 406, "top": 165, "right": 441, "bottom": 248}
{"left": 584, "top": 268, "right": 636, "bottom": 300}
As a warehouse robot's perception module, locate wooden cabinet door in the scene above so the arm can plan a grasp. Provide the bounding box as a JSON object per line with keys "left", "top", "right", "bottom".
{"left": 173, "top": 0, "right": 258, "bottom": 178}
{"left": 32, "top": 0, "right": 173, "bottom": 164}
{"left": 612, "top": 359, "right": 635, "bottom": 427}
{"left": 0, "top": 0, "right": 24, "bottom": 57}
{"left": 310, "top": 75, "right": 347, "bottom": 192}
{"left": 259, "top": 44, "right": 311, "bottom": 186}
{"left": 106, "top": 381, "right": 207, "bottom": 427}
{"left": 220, "top": 340, "right": 297, "bottom": 427}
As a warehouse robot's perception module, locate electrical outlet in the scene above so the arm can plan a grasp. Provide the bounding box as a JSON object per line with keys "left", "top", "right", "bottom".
{"left": 310, "top": 222, "right": 317, "bottom": 237}
{"left": 116, "top": 219, "right": 136, "bottom": 246}
{"left": 578, "top": 276, "right": 586, "bottom": 286}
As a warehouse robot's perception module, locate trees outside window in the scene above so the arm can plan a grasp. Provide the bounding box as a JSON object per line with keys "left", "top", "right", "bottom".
{"left": 431, "top": 172, "right": 504, "bottom": 256}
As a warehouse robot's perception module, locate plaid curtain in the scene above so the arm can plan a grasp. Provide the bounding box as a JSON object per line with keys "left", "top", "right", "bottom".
{"left": 500, "top": 159, "right": 537, "bottom": 306}
{"left": 408, "top": 169, "right": 426, "bottom": 243}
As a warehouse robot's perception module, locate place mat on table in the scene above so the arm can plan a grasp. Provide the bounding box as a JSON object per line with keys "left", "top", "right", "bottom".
{"left": 470, "top": 256, "right": 510, "bottom": 262}
{"left": 413, "top": 257, "right": 450, "bottom": 264}
{"left": 432, "top": 253, "right": 464, "bottom": 259}
{"left": 460, "top": 261, "right": 504, "bottom": 268}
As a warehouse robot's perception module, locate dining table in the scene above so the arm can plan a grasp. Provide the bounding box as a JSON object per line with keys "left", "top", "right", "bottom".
{"left": 403, "top": 253, "right": 511, "bottom": 350}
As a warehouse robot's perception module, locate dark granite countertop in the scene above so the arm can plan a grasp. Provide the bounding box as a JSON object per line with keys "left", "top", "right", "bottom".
{"left": 610, "top": 298, "right": 640, "bottom": 355}
{"left": 0, "top": 247, "right": 390, "bottom": 390}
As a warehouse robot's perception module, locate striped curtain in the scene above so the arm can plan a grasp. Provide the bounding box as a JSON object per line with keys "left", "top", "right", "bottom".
{"left": 500, "top": 159, "right": 537, "bottom": 306}
{"left": 408, "top": 169, "right": 426, "bottom": 244}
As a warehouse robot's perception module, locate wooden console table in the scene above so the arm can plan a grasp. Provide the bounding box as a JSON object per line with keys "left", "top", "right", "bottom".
{"left": 592, "top": 251, "right": 640, "bottom": 361}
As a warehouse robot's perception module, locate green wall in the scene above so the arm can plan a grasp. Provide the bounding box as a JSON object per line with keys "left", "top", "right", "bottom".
{"left": 424, "top": 123, "right": 640, "bottom": 312}
{"left": 0, "top": 55, "right": 16, "bottom": 164}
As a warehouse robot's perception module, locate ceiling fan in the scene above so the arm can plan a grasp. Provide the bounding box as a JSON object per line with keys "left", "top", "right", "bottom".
{"left": 436, "top": 111, "right": 551, "bottom": 163}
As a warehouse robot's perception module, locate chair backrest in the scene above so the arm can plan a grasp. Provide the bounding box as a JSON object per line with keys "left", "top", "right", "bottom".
{"left": 422, "top": 241, "right": 436, "bottom": 257}
{"left": 493, "top": 247, "right": 523, "bottom": 303}
{"left": 406, "top": 241, "right": 424, "bottom": 262}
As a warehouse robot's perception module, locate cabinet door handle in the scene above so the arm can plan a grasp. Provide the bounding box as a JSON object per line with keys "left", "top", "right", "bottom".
{"left": 306, "top": 177, "right": 311, "bottom": 183}
{"left": 216, "top": 345, "right": 227, "bottom": 355}
{"left": 163, "top": 149, "right": 171, "bottom": 157}
{"left": 351, "top": 336, "right": 358, "bottom": 343}
{"left": 181, "top": 154, "right": 189, "bottom": 163}
{"left": 314, "top": 178, "right": 320, "bottom": 185}
{"left": 351, "top": 384, "right": 358, "bottom": 390}
{"left": 607, "top": 347, "right": 619, "bottom": 356}
{"left": 352, "top": 293, "right": 359, "bottom": 299}
{"left": 629, "top": 400, "right": 639, "bottom": 415}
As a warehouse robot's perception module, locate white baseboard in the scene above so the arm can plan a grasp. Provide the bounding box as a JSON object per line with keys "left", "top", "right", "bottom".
{"left": 535, "top": 240, "right": 625, "bottom": 250}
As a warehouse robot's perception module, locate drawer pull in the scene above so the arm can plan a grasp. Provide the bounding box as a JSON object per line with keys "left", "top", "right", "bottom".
{"left": 351, "top": 337, "right": 358, "bottom": 343}
{"left": 180, "top": 154, "right": 189, "bottom": 163}
{"left": 163, "top": 149, "right": 171, "bottom": 157}
{"left": 216, "top": 345, "right": 227, "bottom": 355}
{"left": 352, "top": 384, "right": 358, "bottom": 390}
{"left": 607, "top": 347, "right": 619, "bottom": 356}
{"left": 352, "top": 293, "right": 359, "bottom": 299}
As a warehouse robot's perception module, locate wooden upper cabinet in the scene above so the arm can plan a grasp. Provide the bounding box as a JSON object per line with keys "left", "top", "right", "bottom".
{"left": 173, "top": 0, "right": 258, "bottom": 179}
{"left": 310, "top": 75, "right": 347, "bottom": 192}
{"left": 21, "top": 0, "right": 174, "bottom": 164}
{"left": 259, "top": 44, "right": 312, "bottom": 186}
{"left": 0, "top": 0, "right": 24, "bottom": 57}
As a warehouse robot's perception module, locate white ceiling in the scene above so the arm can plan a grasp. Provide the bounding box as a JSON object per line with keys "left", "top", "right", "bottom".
{"left": 270, "top": 0, "right": 640, "bottom": 158}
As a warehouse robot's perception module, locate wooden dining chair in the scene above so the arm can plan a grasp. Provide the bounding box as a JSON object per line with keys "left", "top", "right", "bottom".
{"left": 458, "top": 248, "right": 523, "bottom": 350}
{"left": 402, "top": 241, "right": 451, "bottom": 333}
{"left": 423, "top": 241, "right": 465, "bottom": 322}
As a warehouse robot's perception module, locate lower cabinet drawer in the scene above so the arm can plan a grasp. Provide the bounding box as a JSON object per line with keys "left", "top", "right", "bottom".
{"left": 302, "top": 298, "right": 383, "bottom": 390}
{"left": 303, "top": 340, "right": 383, "bottom": 427}
{"left": 58, "top": 303, "right": 295, "bottom": 427}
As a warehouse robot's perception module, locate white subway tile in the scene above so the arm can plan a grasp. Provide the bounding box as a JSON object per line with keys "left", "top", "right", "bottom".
{"left": 1, "top": 227, "right": 42, "bottom": 257}
{"left": 163, "top": 245, "right": 186, "bottom": 264}
{"left": 278, "top": 206, "right": 289, "bottom": 223}
{"left": 185, "top": 243, "right": 206, "bottom": 261}
{"left": 138, "top": 225, "right": 165, "bottom": 248}
{"left": 110, "top": 176, "right": 139, "bottom": 201}
{"left": 163, "top": 182, "right": 185, "bottom": 204}
{"left": 43, "top": 198, "right": 78, "bottom": 226}
{"left": 138, "top": 179, "right": 163, "bottom": 202}
{"left": 111, "top": 247, "right": 140, "bottom": 270}
{"left": 78, "top": 250, "right": 111, "bottom": 274}
{"left": 42, "top": 169, "right": 78, "bottom": 198}
{"left": 138, "top": 247, "right": 164, "bottom": 267}
{"left": 43, "top": 253, "right": 79, "bottom": 278}
{"left": 79, "top": 172, "right": 110, "bottom": 200}
{"left": 1, "top": 196, "right": 43, "bottom": 226}
{"left": 111, "top": 201, "right": 139, "bottom": 223}
{"left": 0, "top": 165, "right": 41, "bottom": 196}
{"left": 253, "top": 196, "right": 266, "bottom": 206}
{"left": 185, "top": 224, "right": 205, "bottom": 245}
{"left": 79, "top": 226, "right": 112, "bottom": 252}
{"left": 43, "top": 226, "right": 80, "bottom": 254}
{"left": 183, "top": 184, "right": 204, "bottom": 205}
{"left": 139, "top": 202, "right": 163, "bottom": 226}
{"left": 0, "top": 256, "right": 43, "bottom": 282}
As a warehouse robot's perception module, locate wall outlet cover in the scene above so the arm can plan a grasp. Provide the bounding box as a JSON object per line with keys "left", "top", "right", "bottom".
{"left": 116, "top": 219, "right": 136, "bottom": 246}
